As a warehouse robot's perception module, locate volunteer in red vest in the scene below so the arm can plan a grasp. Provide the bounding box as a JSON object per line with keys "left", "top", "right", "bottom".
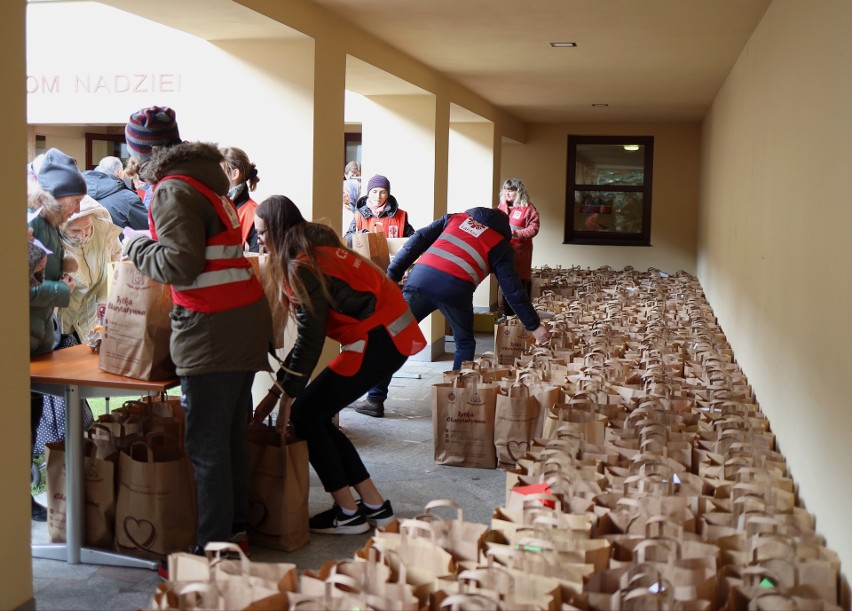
{"left": 497, "top": 177, "right": 540, "bottom": 318}
{"left": 254, "top": 195, "right": 425, "bottom": 534}
{"left": 344, "top": 174, "right": 415, "bottom": 245}
{"left": 121, "top": 106, "right": 273, "bottom": 564}
{"left": 349, "top": 206, "right": 550, "bottom": 418}
{"left": 220, "top": 146, "right": 261, "bottom": 252}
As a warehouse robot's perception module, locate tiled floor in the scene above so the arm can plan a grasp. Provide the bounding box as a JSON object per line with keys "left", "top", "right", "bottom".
{"left": 26, "top": 333, "right": 501, "bottom": 610}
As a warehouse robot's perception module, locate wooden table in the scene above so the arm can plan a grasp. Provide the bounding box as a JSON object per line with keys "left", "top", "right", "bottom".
{"left": 30, "top": 343, "right": 179, "bottom": 569}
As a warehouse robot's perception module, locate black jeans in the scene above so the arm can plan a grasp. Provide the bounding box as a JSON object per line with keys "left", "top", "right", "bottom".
{"left": 290, "top": 325, "right": 408, "bottom": 493}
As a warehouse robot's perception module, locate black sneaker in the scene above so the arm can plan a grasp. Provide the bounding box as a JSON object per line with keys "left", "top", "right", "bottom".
{"left": 309, "top": 504, "right": 369, "bottom": 535}
{"left": 352, "top": 399, "right": 384, "bottom": 418}
{"left": 357, "top": 499, "right": 395, "bottom": 527}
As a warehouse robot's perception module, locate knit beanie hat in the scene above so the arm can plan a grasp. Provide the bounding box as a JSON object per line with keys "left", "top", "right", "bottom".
{"left": 367, "top": 175, "right": 391, "bottom": 194}
{"left": 125, "top": 106, "right": 182, "bottom": 159}
{"left": 36, "top": 148, "right": 88, "bottom": 198}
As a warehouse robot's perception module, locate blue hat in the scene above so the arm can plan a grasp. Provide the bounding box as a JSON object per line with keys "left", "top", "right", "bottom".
{"left": 367, "top": 175, "right": 390, "bottom": 194}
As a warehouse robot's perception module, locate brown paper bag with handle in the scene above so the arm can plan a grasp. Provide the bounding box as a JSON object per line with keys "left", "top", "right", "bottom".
{"left": 246, "top": 421, "right": 310, "bottom": 552}
{"left": 494, "top": 383, "right": 539, "bottom": 468}
{"left": 99, "top": 260, "right": 175, "bottom": 380}
{"left": 432, "top": 372, "right": 498, "bottom": 469}
{"left": 45, "top": 438, "right": 118, "bottom": 549}
{"left": 114, "top": 432, "right": 197, "bottom": 558}
{"left": 350, "top": 229, "right": 391, "bottom": 271}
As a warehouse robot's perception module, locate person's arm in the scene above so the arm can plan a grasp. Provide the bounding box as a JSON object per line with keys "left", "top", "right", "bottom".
{"left": 490, "top": 242, "right": 540, "bottom": 330}
{"left": 123, "top": 181, "right": 207, "bottom": 286}
{"left": 514, "top": 203, "right": 540, "bottom": 240}
{"left": 279, "top": 266, "right": 329, "bottom": 397}
{"left": 343, "top": 213, "right": 359, "bottom": 242}
{"left": 387, "top": 215, "right": 449, "bottom": 282}
{"left": 125, "top": 194, "right": 151, "bottom": 231}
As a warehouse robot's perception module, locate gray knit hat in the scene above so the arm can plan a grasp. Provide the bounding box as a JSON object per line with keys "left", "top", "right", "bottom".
{"left": 37, "top": 148, "right": 88, "bottom": 198}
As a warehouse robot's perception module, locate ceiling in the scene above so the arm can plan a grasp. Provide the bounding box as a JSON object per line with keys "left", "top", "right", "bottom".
{"left": 93, "top": 0, "right": 773, "bottom": 124}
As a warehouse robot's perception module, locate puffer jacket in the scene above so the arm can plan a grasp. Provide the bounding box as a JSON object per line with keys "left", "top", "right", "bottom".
{"left": 343, "top": 194, "right": 415, "bottom": 242}
{"left": 29, "top": 209, "right": 70, "bottom": 355}
{"left": 83, "top": 170, "right": 149, "bottom": 231}
{"left": 122, "top": 142, "right": 272, "bottom": 376}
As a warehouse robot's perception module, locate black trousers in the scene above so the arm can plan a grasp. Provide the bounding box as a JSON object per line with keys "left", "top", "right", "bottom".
{"left": 290, "top": 325, "right": 408, "bottom": 493}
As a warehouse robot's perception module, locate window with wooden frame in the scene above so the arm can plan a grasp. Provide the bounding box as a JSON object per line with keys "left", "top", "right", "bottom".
{"left": 564, "top": 135, "right": 654, "bottom": 246}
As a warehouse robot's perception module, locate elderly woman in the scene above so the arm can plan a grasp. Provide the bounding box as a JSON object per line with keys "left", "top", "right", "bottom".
{"left": 28, "top": 148, "right": 87, "bottom": 521}
{"left": 58, "top": 196, "right": 122, "bottom": 342}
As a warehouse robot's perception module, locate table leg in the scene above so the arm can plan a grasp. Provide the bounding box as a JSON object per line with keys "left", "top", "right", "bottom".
{"left": 65, "top": 384, "right": 83, "bottom": 564}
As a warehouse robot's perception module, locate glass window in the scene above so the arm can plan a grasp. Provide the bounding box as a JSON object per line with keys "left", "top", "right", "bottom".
{"left": 565, "top": 135, "right": 653, "bottom": 246}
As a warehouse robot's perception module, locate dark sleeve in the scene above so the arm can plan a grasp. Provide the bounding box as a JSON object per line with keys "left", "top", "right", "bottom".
{"left": 245, "top": 225, "right": 259, "bottom": 253}
{"left": 403, "top": 214, "right": 416, "bottom": 237}
{"left": 280, "top": 266, "right": 329, "bottom": 397}
{"left": 343, "top": 214, "right": 358, "bottom": 241}
{"left": 386, "top": 215, "right": 449, "bottom": 282}
{"left": 124, "top": 195, "right": 151, "bottom": 231}
{"left": 490, "top": 242, "right": 540, "bottom": 330}
{"left": 29, "top": 279, "right": 70, "bottom": 309}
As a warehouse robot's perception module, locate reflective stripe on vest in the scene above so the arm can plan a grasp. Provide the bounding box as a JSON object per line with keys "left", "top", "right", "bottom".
{"left": 152, "top": 174, "right": 263, "bottom": 312}
{"left": 340, "top": 308, "right": 415, "bottom": 354}
{"left": 418, "top": 214, "right": 501, "bottom": 286}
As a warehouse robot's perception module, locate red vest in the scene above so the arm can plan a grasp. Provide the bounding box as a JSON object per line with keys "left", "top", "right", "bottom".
{"left": 506, "top": 205, "right": 531, "bottom": 246}
{"left": 308, "top": 246, "right": 426, "bottom": 376}
{"left": 355, "top": 209, "right": 407, "bottom": 238}
{"left": 417, "top": 214, "right": 503, "bottom": 286}
{"left": 236, "top": 197, "right": 258, "bottom": 247}
{"left": 150, "top": 174, "right": 264, "bottom": 313}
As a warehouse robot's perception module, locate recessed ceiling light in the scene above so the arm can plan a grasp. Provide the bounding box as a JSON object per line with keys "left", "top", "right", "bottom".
{"left": 623, "top": 144, "right": 640, "bottom": 151}
{"left": 549, "top": 42, "right": 577, "bottom": 48}
{"left": 592, "top": 103, "right": 608, "bottom": 108}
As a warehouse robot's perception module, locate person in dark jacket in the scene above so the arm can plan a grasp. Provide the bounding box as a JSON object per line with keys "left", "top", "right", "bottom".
{"left": 121, "top": 106, "right": 273, "bottom": 557}
{"left": 83, "top": 156, "right": 149, "bottom": 233}
{"left": 344, "top": 174, "right": 415, "bottom": 243}
{"left": 254, "top": 195, "right": 426, "bottom": 534}
{"left": 349, "top": 206, "right": 550, "bottom": 418}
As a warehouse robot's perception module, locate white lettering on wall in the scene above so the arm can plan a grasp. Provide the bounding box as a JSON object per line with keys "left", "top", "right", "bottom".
{"left": 26, "top": 73, "right": 183, "bottom": 95}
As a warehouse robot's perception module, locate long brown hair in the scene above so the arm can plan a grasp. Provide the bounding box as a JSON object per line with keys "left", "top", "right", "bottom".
{"left": 255, "top": 195, "right": 339, "bottom": 315}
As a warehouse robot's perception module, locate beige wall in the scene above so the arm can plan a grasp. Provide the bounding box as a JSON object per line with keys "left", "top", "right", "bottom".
{"left": 3, "top": 1, "right": 33, "bottom": 607}
{"left": 699, "top": 0, "right": 852, "bottom": 575}
{"left": 501, "top": 122, "right": 701, "bottom": 274}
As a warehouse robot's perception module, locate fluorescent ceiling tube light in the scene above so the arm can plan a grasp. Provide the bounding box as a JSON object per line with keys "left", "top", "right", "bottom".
{"left": 550, "top": 42, "right": 577, "bottom": 47}
{"left": 623, "top": 144, "right": 640, "bottom": 151}
{"left": 592, "top": 103, "right": 608, "bottom": 108}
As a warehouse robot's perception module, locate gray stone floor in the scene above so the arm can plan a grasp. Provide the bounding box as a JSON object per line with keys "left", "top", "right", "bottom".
{"left": 26, "top": 333, "right": 501, "bottom": 610}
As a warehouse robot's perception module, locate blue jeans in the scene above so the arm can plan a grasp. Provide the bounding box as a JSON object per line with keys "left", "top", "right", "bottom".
{"left": 367, "top": 287, "right": 475, "bottom": 402}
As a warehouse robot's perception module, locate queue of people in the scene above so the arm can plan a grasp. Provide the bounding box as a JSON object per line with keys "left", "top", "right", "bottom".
{"left": 26, "top": 104, "right": 544, "bottom": 551}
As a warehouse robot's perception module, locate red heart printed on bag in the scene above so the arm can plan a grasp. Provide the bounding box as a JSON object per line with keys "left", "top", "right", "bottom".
{"left": 123, "top": 517, "right": 157, "bottom": 550}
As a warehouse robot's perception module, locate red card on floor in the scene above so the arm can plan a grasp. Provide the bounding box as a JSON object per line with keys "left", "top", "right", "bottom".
{"left": 509, "top": 482, "right": 555, "bottom": 508}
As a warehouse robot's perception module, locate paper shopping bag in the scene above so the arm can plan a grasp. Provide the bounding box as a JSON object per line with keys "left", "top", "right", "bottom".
{"left": 115, "top": 432, "right": 197, "bottom": 558}
{"left": 245, "top": 253, "right": 288, "bottom": 349}
{"left": 432, "top": 373, "right": 498, "bottom": 469}
{"left": 99, "top": 260, "right": 175, "bottom": 380}
{"left": 247, "top": 423, "right": 310, "bottom": 552}
{"left": 350, "top": 230, "right": 391, "bottom": 271}
{"left": 45, "top": 438, "right": 118, "bottom": 549}
{"left": 494, "top": 318, "right": 533, "bottom": 365}
{"left": 494, "top": 383, "right": 539, "bottom": 468}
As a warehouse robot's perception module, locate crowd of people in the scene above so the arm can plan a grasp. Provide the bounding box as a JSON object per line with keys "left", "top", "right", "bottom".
{"left": 26, "top": 105, "right": 546, "bottom": 555}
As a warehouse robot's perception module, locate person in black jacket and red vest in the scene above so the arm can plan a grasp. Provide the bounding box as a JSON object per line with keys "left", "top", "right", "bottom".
{"left": 344, "top": 174, "right": 415, "bottom": 243}
{"left": 254, "top": 195, "right": 426, "bottom": 534}
{"left": 121, "top": 106, "right": 273, "bottom": 559}
{"left": 349, "top": 206, "right": 550, "bottom": 418}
